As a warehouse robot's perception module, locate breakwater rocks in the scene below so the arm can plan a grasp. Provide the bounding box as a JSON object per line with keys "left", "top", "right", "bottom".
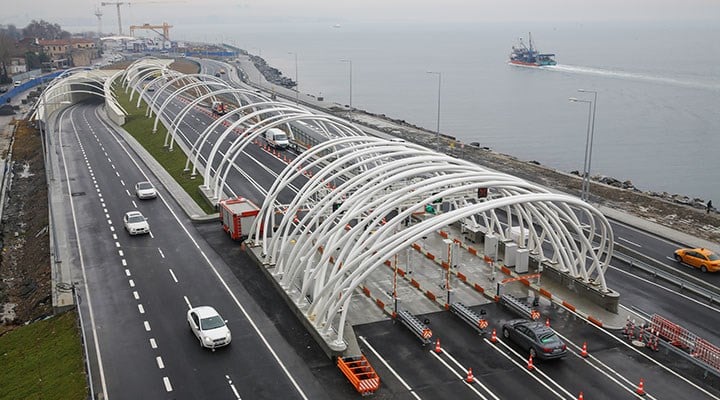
{"left": 249, "top": 55, "right": 296, "bottom": 89}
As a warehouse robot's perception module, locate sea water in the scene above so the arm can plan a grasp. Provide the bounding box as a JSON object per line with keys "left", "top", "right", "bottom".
{"left": 181, "top": 21, "right": 720, "bottom": 203}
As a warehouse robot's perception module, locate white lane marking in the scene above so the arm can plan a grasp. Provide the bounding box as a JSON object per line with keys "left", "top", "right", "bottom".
{"left": 98, "top": 193, "right": 102, "bottom": 199}
{"left": 156, "top": 356, "right": 164, "bottom": 369}
{"left": 133, "top": 291, "right": 139, "bottom": 300}
{"left": 96, "top": 188, "right": 101, "bottom": 193}
{"left": 59, "top": 107, "right": 109, "bottom": 398}
{"left": 129, "top": 279, "right": 135, "bottom": 287}
{"left": 611, "top": 266, "right": 720, "bottom": 313}
{"left": 119, "top": 179, "right": 124, "bottom": 185}
{"left": 118, "top": 250, "right": 124, "bottom": 257}
{"left": 226, "top": 375, "right": 242, "bottom": 399}
{"left": 358, "top": 336, "right": 422, "bottom": 400}
{"left": 483, "top": 338, "right": 566, "bottom": 399}
{"left": 94, "top": 183, "right": 99, "bottom": 189}
{"left": 97, "top": 111, "right": 310, "bottom": 400}
{"left": 150, "top": 338, "right": 157, "bottom": 349}
{"left": 144, "top": 321, "right": 151, "bottom": 331}
{"left": 107, "top": 219, "right": 112, "bottom": 225}
{"left": 428, "top": 350, "right": 489, "bottom": 400}
{"left": 112, "top": 164, "right": 116, "bottom": 170}
{"left": 115, "top": 242, "right": 120, "bottom": 248}
{"left": 149, "top": 231, "right": 154, "bottom": 239}
{"left": 163, "top": 377, "right": 172, "bottom": 392}
{"left": 138, "top": 304, "right": 145, "bottom": 314}
{"left": 113, "top": 233, "right": 118, "bottom": 240}
{"left": 440, "top": 349, "right": 500, "bottom": 400}
{"left": 105, "top": 213, "right": 110, "bottom": 219}
{"left": 122, "top": 259, "right": 127, "bottom": 267}
{"left": 125, "top": 269, "right": 130, "bottom": 277}
{"left": 132, "top": 200, "right": 137, "bottom": 208}
{"left": 169, "top": 269, "right": 178, "bottom": 283}
{"left": 110, "top": 226, "right": 115, "bottom": 232}
{"left": 184, "top": 296, "right": 192, "bottom": 309}
{"left": 618, "top": 237, "right": 642, "bottom": 247}
{"left": 115, "top": 171, "right": 120, "bottom": 177}
{"left": 158, "top": 248, "right": 165, "bottom": 258}
{"left": 125, "top": 189, "right": 131, "bottom": 197}
{"left": 552, "top": 330, "right": 653, "bottom": 398}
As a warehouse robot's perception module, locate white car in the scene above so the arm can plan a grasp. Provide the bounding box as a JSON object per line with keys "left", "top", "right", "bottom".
{"left": 123, "top": 211, "right": 150, "bottom": 235}
{"left": 134, "top": 181, "right": 157, "bottom": 199}
{"left": 187, "top": 306, "right": 232, "bottom": 350}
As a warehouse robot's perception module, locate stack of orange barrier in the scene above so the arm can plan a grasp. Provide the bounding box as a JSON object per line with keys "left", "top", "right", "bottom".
{"left": 337, "top": 355, "right": 380, "bottom": 395}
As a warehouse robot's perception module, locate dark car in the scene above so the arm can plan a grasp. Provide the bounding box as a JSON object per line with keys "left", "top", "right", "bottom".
{"left": 502, "top": 319, "right": 567, "bottom": 360}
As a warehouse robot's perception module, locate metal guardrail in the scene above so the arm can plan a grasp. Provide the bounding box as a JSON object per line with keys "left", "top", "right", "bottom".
{"left": 500, "top": 294, "right": 540, "bottom": 320}
{"left": 450, "top": 302, "right": 488, "bottom": 334}
{"left": 396, "top": 309, "right": 432, "bottom": 345}
{"left": 614, "top": 251, "right": 720, "bottom": 306}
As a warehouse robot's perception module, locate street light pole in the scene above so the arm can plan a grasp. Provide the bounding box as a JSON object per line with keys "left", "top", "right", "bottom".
{"left": 288, "top": 51, "right": 298, "bottom": 104}
{"left": 427, "top": 71, "right": 441, "bottom": 152}
{"left": 340, "top": 59, "right": 352, "bottom": 113}
{"left": 569, "top": 96, "right": 593, "bottom": 202}
{"left": 578, "top": 89, "right": 597, "bottom": 199}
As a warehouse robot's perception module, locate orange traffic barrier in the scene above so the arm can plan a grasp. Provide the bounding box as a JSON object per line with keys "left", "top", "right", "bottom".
{"left": 434, "top": 338, "right": 442, "bottom": 354}
{"left": 490, "top": 328, "right": 497, "bottom": 343}
{"left": 465, "top": 367, "right": 474, "bottom": 383}
{"left": 337, "top": 355, "right": 380, "bottom": 395}
{"left": 636, "top": 378, "right": 646, "bottom": 396}
{"left": 581, "top": 342, "right": 588, "bottom": 358}
{"left": 578, "top": 392, "right": 584, "bottom": 400}
{"left": 527, "top": 354, "right": 534, "bottom": 371}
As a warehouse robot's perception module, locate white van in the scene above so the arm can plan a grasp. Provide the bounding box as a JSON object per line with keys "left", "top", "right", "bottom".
{"left": 13, "top": 81, "right": 22, "bottom": 87}
{"left": 264, "top": 128, "right": 290, "bottom": 149}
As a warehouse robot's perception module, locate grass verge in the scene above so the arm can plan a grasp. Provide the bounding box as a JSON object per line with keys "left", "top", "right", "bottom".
{"left": 114, "top": 86, "right": 215, "bottom": 214}
{"left": 0, "top": 311, "right": 87, "bottom": 400}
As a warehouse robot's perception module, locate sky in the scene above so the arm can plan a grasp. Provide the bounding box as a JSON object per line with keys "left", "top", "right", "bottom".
{"left": 3, "top": 0, "right": 720, "bottom": 33}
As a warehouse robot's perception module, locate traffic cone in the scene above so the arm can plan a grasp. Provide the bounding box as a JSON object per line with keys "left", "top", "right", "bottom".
{"left": 490, "top": 328, "right": 497, "bottom": 343}
{"left": 636, "top": 378, "right": 646, "bottom": 396}
{"left": 545, "top": 318, "right": 550, "bottom": 327}
{"left": 577, "top": 392, "right": 584, "bottom": 400}
{"left": 581, "top": 342, "right": 588, "bottom": 358}
{"left": 527, "top": 354, "right": 534, "bottom": 370}
{"left": 465, "top": 367, "right": 474, "bottom": 383}
{"left": 434, "top": 338, "right": 442, "bottom": 354}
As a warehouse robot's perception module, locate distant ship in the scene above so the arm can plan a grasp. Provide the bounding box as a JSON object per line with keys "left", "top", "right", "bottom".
{"left": 509, "top": 33, "right": 556, "bottom": 67}
{"left": 333, "top": 24, "right": 342, "bottom": 28}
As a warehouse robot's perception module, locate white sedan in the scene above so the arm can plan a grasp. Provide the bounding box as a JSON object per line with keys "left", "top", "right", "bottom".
{"left": 134, "top": 181, "right": 157, "bottom": 199}
{"left": 123, "top": 211, "right": 150, "bottom": 235}
{"left": 187, "top": 306, "right": 232, "bottom": 350}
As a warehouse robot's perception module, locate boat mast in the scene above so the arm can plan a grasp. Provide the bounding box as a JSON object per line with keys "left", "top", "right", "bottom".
{"left": 528, "top": 32, "right": 534, "bottom": 53}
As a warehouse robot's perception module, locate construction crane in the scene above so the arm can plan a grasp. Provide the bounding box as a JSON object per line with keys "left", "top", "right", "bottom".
{"left": 129, "top": 23, "right": 173, "bottom": 41}
{"left": 100, "top": 1, "right": 182, "bottom": 35}
{"left": 94, "top": 6, "right": 103, "bottom": 37}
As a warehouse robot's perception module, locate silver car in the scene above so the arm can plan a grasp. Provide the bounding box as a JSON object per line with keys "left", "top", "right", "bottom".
{"left": 135, "top": 181, "right": 157, "bottom": 199}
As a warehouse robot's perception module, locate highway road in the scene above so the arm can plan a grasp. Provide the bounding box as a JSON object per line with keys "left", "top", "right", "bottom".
{"left": 49, "top": 59, "right": 720, "bottom": 399}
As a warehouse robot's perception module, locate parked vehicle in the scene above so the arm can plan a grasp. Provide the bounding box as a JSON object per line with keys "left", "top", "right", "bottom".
{"left": 674, "top": 248, "right": 720, "bottom": 273}
{"left": 263, "top": 127, "right": 290, "bottom": 149}
{"left": 123, "top": 211, "right": 150, "bottom": 235}
{"left": 211, "top": 100, "right": 227, "bottom": 115}
{"left": 134, "top": 181, "right": 157, "bottom": 199}
{"left": 502, "top": 319, "right": 567, "bottom": 360}
{"left": 187, "top": 306, "right": 231, "bottom": 350}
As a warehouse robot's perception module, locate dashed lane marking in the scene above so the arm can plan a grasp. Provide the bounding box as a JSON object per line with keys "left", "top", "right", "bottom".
{"left": 163, "top": 377, "right": 172, "bottom": 392}
{"left": 184, "top": 296, "right": 192, "bottom": 309}
{"left": 158, "top": 248, "right": 165, "bottom": 258}
{"left": 169, "top": 269, "right": 178, "bottom": 283}
{"left": 144, "top": 321, "right": 151, "bottom": 331}
{"left": 618, "top": 237, "right": 642, "bottom": 247}
{"left": 138, "top": 304, "right": 145, "bottom": 314}
{"left": 156, "top": 356, "right": 164, "bottom": 369}
{"left": 150, "top": 338, "right": 157, "bottom": 349}
{"left": 133, "top": 291, "right": 139, "bottom": 300}
{"left": 129, "top": 279, "right": 135, "bottom": 287}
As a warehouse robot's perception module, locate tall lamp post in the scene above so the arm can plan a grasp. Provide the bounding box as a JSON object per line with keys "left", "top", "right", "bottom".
{"left": 339, "top": 59, "right": 353, "bottom": 113}
{"left": 569, "top": 96, "right": 594, "bottom": 202}
{"left": 578, "top": 89, "right": 597, "bottom": 198}
{"left": 288, "top": 51, "right": 299, "bottom": 104}
{"left": 427, "top": 71, "right": 442, "bottom": 152}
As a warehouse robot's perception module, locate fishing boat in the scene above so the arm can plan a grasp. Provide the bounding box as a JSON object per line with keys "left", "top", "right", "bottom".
{"left": 509, "top": 33, "right": 556, "bottom": 67}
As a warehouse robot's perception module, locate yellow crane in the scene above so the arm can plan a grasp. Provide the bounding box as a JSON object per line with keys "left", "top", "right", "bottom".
{"left": 100, "top": 1, "right": 182, "bottom": 35}
{"left": 129, "top": 23, "right": 173, "bottom": 41}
